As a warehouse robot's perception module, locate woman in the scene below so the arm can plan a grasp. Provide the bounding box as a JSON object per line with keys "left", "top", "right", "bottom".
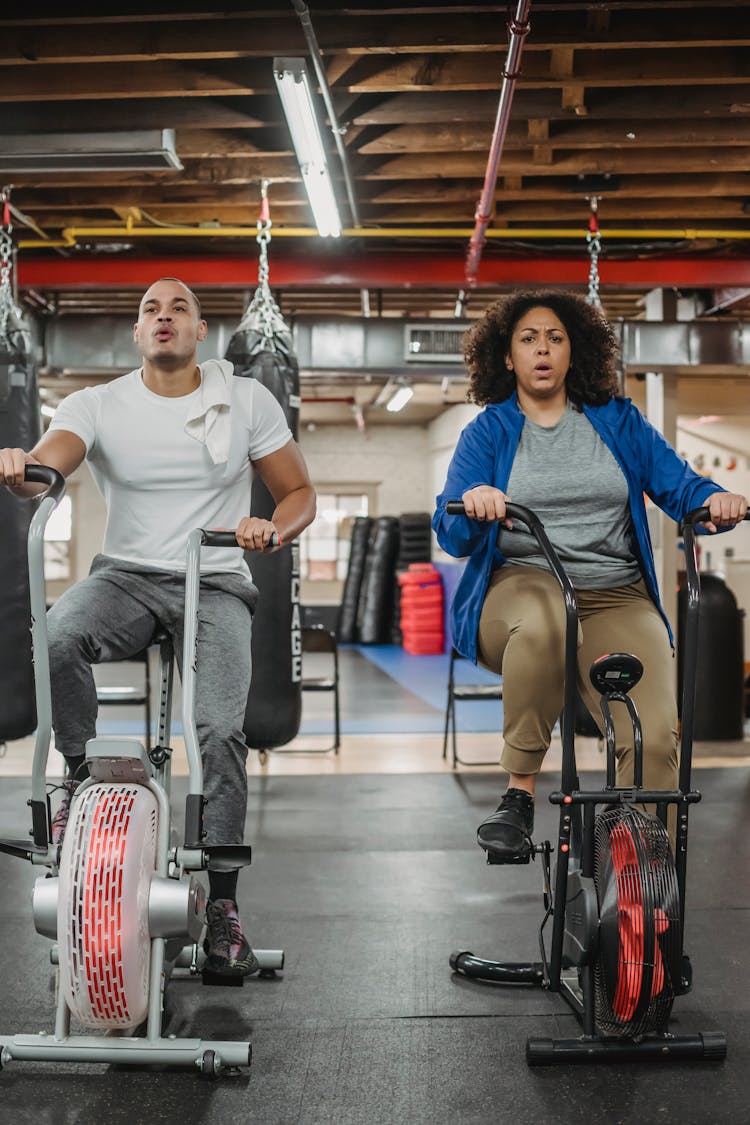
{"left": 433, "top": 290, "right": 747, "bottom": 863}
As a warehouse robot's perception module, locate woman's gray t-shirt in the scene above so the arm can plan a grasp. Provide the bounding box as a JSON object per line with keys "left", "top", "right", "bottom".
{"left": 497, "top": 403, "right": 642, "bottom": 590}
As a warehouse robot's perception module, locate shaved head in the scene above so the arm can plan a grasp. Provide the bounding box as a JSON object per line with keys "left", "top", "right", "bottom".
{"left": 139, "top": 277, "right": 201, "bottom": 317}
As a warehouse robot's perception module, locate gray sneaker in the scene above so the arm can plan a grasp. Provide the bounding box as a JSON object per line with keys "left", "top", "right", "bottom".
{"left": 203, "top": 898, "right": 260, "bottom": 976}
{"left": 50, "top": 778, "right": 78, "bottom": 847}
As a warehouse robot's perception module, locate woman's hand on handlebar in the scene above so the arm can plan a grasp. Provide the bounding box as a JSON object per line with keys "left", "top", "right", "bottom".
{"left": 234, "top": 516, "right": 281, "bottom": 552}
{"left": 0, "top": 447, "right": 39, "bottom": 489}
{"left": 701, "top": 491, "right": 749, "bottom": 534}
{"left": 461, "top": 486, "right": 513, "bottom": 529}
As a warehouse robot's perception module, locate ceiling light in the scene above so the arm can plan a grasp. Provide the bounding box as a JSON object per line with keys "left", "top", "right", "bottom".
{"left": 40, "top": 403, "right": 56, "bottom": 418}
{"left": 0, "top": 130, "right": 182, "bottom": 172}
{"left": 273, "top": 57, "right": 342, "bottom": 238}
{"left": 386, "top": 383, "right": 414, "bottom": 413}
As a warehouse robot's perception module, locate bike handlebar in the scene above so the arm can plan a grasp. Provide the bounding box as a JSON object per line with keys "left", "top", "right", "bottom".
{"left": 447, "top": 499, "right": 750, "bottom": 534}
{"left": 446, "top": 499, "right": 530, "bottom": 524}
{"left": 682, "top": 507, "right": 750, "bottom": 531}
{"left": 23, "top": 465, "right": 66, "bottom": 504}
{"left": 200, "top": 528, "right": 280, "bottom": 549}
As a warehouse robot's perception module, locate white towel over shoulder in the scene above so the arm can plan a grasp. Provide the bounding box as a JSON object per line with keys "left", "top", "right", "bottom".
{"left": 183, "top": 358, "right": 234, "bottom": 464}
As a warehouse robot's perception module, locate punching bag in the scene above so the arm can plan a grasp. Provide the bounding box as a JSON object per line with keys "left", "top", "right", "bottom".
{"left": 226, "top": 287, "right": 303, "bottom": 750}
{"left": 357, "top": 517, "right": 400, "bottom": 644}
{"left": 338, "top": 515, "right": 371, "bottom": 643}
{"left": 0, "top": 296, "right": 41, "bottom": 740}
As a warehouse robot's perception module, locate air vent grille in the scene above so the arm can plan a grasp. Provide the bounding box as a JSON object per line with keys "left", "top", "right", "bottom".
{"left": 405, "top": 324, "right": 467, "bottom": 362}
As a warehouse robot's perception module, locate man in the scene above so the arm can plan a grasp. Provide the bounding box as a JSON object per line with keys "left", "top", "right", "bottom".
{"left": 0, "top": 277, "right": 316, "bottom": 976}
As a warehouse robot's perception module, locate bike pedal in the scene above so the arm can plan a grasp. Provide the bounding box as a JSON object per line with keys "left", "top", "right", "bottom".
{"left": 485, "top": 849, "right": 532, "bottom": 866}
{"left": 201, "top": 968, "right": 245, "bottom": 987}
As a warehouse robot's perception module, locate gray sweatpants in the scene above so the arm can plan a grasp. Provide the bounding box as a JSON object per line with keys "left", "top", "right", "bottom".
{"left": 47, "top": 554, "right": 257, "bottom": 848}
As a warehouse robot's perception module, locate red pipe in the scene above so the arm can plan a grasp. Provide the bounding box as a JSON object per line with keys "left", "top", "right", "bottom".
{"left": 465, "top": 0, "right": 532, "bottom": 286}
{"left": 16, "top": 255, "right": 750, "bottom": 290}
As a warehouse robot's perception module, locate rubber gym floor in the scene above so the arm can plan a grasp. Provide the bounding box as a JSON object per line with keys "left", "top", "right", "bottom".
{"left": 0, "top": 643, "right": 748, "bottom": 1125}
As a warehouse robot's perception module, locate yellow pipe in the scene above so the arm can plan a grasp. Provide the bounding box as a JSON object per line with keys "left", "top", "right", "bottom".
{"left": 17, "top": 224, "right": 750, "bottom": 250}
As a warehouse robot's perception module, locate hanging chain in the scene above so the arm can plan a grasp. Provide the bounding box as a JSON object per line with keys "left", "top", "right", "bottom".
{"left": 252, "top": 179, "right": 277, "bottom": 340}
{"left": 585, "top": 195, "right": 602, "bottom": 309}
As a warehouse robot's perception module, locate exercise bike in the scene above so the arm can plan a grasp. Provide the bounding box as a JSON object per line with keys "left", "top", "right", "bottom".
{"left": 0, "top": 465, "right": 284, "bottom": 1077}
{"left": 445, "top": 499, "right": 748, "bottom": 1065}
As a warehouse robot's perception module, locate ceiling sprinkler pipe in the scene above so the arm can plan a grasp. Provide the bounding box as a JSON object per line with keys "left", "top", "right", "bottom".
{"left": 465, "top": 0, "right": 532, "bottom": 286}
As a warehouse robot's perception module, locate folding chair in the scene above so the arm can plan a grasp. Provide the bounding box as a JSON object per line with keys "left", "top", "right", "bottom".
{"left": 442, "top": 646, "right": 503, "bottom": 768}
{"left": 269, "top": 624, "right": 341, "bottom": 755}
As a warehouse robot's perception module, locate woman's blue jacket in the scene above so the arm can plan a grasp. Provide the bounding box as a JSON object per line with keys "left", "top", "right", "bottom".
{"left": 432, "top": 392, "right": 725, "bottom": 663}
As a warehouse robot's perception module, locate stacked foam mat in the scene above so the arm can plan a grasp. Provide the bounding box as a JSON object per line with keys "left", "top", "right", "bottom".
{"left": 398, "top": 563, "right": 444, "bottom": 655}
{"left": 391, "top": 512, "right": 434, "bottom": 644}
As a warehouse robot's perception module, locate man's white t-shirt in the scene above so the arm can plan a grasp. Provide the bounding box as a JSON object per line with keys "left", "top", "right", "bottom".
{"left": 49, "top": 363, "right": 292, "bottom": 574}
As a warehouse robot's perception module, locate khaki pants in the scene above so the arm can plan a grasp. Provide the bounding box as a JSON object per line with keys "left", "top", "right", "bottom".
{"left": 477, "top": 565, "right": 678, "bottom": 794}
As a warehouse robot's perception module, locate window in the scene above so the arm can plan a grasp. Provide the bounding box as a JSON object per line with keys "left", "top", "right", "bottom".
{"left": 44, "top": 493, "right": 73, "bottom": 580}
{"left": 300, "top": 490, "right": 370, "bottom": 582}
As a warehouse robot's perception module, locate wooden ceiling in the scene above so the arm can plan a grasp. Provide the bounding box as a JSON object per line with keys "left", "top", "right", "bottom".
{"left": 2, "top": 0, "right": 749, "bottom": 329}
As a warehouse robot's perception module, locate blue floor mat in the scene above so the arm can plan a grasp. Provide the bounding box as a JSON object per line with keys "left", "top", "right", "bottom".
{"left": 93, "top": 645, "right": 504, "bottom": 737}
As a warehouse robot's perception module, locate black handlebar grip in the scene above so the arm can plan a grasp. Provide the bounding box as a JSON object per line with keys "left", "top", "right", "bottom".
{"left": 682, "top": 507, "right": 750, "bottom": 531}
{"left": 444, "top": 499, "right": 537, "bottom": 529}
{"left": 200, "top": 528, "right": 281, "bottom": 549}
{"left": 23, "top": 464, "right": 66, "bottom": 504}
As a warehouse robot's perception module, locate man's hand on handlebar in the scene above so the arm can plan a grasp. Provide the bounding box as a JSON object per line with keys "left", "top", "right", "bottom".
{"left": 460, "top": 486, "right": 513, "bottom": 529}
{"left": 0, "top": 447, "right": 40, "bottom": 490}
{"left": 234, "top": 516, "right": 281, "bottom": 552}
{"left": 701, "top": 491, "right": 749, "bottom": 534}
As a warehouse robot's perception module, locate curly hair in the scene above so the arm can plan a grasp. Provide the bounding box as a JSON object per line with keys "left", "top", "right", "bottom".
{"left": 464, "top": 289, "right": 621, "bottom": 408}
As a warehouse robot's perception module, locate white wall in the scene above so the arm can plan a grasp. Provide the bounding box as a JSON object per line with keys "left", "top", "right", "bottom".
{"left": 300, "top": 422, "right": 433, "bottom": 517}
{"left": 676, "top": 422, "right": 750, "bottom": 564}
{"left": 676, "top": 421, "right": 750, "bottom": 659}
{"left": 427, "top": 403, "right": 481, "bottom": 563}
{"left": 299, "top": 422, "right": 435, "bottom": 603}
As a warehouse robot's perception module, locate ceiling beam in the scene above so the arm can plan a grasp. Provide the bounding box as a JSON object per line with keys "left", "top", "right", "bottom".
{"left": 342, "top": 49, "right": 750, "bottom": 93}
{"left": 0, "top": 7, "right": 746, "bottom": 65}
{"left": 16, "top": 255, "right": 750, "bottom": 290}
{"left": 350, "top": 87, "right": 750, "bottom": 124}
{"left": 0, "top": 59, "right": 276, "bottom": 101}
{"left": 357, "top": 119, "right": 750, "bottom": 153}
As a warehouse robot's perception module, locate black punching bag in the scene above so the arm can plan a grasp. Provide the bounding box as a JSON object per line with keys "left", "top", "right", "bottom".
{"left": 0, "top": 301, "right": 41, "bottom": 740}
{"left": 226, "top": 290, "right": 302, "bottom": 750}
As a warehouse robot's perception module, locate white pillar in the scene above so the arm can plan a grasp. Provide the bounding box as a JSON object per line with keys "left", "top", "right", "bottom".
{"left": 645, "top": 369, "right": 679, "bottom": 636}
{"left": 642, "top": 288, "right": 681, "bottom": 639}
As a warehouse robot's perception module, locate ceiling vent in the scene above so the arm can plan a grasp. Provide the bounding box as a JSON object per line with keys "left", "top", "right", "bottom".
{"left": 404, "top": 322, "right": 469, "bottom": 363}
{"left": 0, "top": 130, "right": 183, "bottom": 172}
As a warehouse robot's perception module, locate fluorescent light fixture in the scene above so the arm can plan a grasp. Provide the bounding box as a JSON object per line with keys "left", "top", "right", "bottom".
{"left": 0, "top": 130, "right": 182, "bottom": 172}
{"left": 273, "top": 57, "right": 342, "bottom": 238}
{"left": 40, "top": 403, "right": 57, "bottom": 419}
{"left": 386, "top": 383, "right": 414, "bottom": 413}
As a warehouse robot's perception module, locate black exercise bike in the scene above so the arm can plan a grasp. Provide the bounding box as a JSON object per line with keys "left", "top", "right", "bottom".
{"left": 445, "top": 499, "right": 749, "bottom": 1065}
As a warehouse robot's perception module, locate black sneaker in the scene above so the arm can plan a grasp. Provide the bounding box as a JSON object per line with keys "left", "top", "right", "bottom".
{"left": 477, "top": 788, "right": 535, "bottom": 864}
{"left": 203, "top": 898, "right": 260, "bottom": 977}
